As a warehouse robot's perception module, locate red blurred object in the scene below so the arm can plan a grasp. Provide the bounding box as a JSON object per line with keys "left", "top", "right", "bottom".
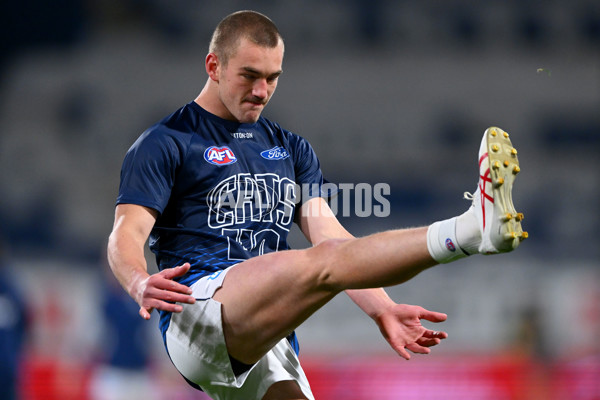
{"left": 302, "top": 354, "right": 600, "bottom": 400}
{"left": 20, "top": 355, "right": 91, "bottom": 400}
{"left": 16, "top": 353, "right": 599, "bottom": 399}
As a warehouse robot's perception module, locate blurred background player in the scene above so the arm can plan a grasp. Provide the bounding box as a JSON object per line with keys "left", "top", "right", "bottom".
{"left": 0, "top": 238, "right": 28, "bottom": 400}
{"left": 88, "top": 255, "right": 160, "bottom": 400}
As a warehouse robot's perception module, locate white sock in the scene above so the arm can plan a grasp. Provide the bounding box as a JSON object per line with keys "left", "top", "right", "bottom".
{"left": 455, "top": 206, "right": 481, "bottom": 255}
{"left": 426, "top": 217, "right": 468, "bottom": 264}
{"left": 427, "top": 206, "right": 482, "bottom": 263}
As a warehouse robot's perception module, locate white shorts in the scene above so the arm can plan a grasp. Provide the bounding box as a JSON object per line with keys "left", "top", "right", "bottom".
{"left": 165, "top": 268, "right": 315, "bottom": 400}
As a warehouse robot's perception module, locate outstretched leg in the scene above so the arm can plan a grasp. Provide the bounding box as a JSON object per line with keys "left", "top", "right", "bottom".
{"left": 213, "top": 226, "right": 436, "bottom": 364}
{"left": 213, "top": 126, "right": 527, "bottom": 364}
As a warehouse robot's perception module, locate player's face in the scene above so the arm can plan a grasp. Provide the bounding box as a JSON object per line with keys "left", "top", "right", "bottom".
{"left": 216, "top": 38, "right": 284, "bottom": 123}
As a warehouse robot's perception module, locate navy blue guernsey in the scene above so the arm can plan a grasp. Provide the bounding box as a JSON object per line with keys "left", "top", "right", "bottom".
{"left": 117, "top": 101, "right": 324, "bottom": 353}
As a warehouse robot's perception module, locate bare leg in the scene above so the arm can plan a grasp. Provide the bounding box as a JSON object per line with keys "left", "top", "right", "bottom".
{"left": 213, "top": 226, "right": 436, "bottom": 363}
{"left": 262, "top": 380, "right": 308, "bottom": 400}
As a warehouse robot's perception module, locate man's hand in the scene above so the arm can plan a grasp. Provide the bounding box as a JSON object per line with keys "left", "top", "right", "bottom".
{"left": 375, "top": 303, "right": 448, "bottom": 360}
{"left": 134, "top": 263, "right": 196, "bottom": 320}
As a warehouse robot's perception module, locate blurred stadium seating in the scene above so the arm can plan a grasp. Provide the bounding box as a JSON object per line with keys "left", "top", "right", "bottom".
{"left": 0, "top": 1, "right": 598, "bottom": 398}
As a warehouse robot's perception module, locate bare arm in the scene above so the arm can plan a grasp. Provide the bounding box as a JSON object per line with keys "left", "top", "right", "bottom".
{"left": 297, "top": 197, "right": 448, "bottom": 358}
{"left": 107, "top": 204, "right": 195, "bottom": 319}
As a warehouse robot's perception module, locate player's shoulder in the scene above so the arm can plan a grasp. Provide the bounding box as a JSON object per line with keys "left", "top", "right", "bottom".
{"left": 135, "top": 103, "right": 200, "bottom": 148}
{"left": 154, "top": 102, "right": 200, "bottom": 137}
{"left": 258, "top": 116, "right": 310, "bottom": 148}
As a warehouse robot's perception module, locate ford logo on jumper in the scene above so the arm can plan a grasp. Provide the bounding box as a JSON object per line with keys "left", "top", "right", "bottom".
{"left": 260, "top": 147, "right": 289, "bottom": 160}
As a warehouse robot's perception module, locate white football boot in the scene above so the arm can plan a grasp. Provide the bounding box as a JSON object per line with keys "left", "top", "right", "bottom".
{"left": 465, "top": 127, "right": 528, "bottom": 254}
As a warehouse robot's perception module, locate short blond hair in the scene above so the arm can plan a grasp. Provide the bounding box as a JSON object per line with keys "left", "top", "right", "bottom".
{"left": 209, "top": 10, "right": 283, "bottom": 66}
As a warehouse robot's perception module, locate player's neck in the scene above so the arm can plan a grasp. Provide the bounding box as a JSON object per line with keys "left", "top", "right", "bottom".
{"left": 194, "top": 81, "right": 237, "bottom": 122}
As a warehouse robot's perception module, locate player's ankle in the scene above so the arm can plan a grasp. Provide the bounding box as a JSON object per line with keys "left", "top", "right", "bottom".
{"left": 426, "top": 217, "right": 468, "bottom": 264}
{"left": 455, "top": 206, "right": 481, "bottom": 255}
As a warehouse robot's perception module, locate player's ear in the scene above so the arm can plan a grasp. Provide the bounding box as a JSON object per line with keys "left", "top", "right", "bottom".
{"left": 206, "top": 53, "right": 220, "bottom": 82}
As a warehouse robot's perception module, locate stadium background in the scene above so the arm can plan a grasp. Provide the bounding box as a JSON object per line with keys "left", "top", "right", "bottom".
{"left": 0, "top": 1, "right": 598, "bottom": 399}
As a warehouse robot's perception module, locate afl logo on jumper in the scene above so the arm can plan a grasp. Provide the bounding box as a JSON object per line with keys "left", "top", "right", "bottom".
{"left": 260, "top": 146, "right": 289, "bottom": 160}
{"left": 204, "top": 146, "right": 237, "bottom": 166}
